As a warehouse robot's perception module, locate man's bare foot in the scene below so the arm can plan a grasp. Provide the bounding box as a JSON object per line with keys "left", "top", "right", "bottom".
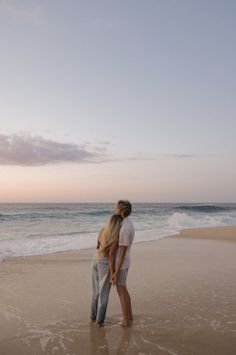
{"left": 119, "top": 320, "right": 129, "bottom": 327}
{"left": 90, "top": 319, "right": 96, "bottom": 325}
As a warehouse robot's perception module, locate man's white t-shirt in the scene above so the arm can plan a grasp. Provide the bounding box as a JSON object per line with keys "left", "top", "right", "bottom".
{"left": 116, "top": 216, "right": 135, "bottom": 270}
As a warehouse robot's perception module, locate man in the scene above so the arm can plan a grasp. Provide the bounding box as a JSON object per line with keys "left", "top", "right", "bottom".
{"left": 111, "top": 200, "right": 135, "bottom": 327}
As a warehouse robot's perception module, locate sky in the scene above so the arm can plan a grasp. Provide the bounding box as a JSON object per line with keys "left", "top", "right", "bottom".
{"left": 0, "top": 0, "right": 236, "bottom": 203}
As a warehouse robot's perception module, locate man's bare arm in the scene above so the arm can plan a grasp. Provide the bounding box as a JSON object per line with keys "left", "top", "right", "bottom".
{"left": 116, "top": 246, "right": 127, "bottom": 272}
{"left": 111, "top": 246, "right": 127, "bottom": 282}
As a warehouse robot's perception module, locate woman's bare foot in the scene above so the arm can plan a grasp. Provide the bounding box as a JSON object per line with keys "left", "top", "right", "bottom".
{"left": 96, "top": 323, "right": 104, "bottom": 327}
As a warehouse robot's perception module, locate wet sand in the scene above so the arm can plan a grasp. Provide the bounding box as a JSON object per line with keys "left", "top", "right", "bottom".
{"left": 0, "top": 226, "right": 236, "bottom": 355}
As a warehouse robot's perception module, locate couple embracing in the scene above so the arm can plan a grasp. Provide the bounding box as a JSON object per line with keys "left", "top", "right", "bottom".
{"left": 90, "top": 200, "right": 135, "bottom": 327}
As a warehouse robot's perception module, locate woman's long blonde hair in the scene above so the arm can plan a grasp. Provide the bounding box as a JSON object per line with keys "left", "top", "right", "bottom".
{"left": 98, "top": 214, "right": 122, "bottom": 256}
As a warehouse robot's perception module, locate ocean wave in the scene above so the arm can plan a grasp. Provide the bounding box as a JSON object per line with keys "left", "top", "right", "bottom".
{"left": 25, "top": 230, "right": 97, "bottom": 239}
{"left": 0, "top": 213, "right": 70, "bottom": 221}
{"left": 1, "top": 202, "right": 236, "bottom": 261}
{"left": 175, "top": 204, "right": 231, "bottom": 213}
{"left": 77, "top": 210, "right": 111, "bottom": 216}
{"left": 0, "top": 209, "right": 111, "bottom": 221}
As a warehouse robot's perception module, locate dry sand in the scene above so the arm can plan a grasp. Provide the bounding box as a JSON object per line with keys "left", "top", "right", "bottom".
{"left": 0, "top": 226, "right": 236, "bottom": 355}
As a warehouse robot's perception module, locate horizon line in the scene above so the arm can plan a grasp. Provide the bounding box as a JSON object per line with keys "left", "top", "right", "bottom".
{"left": 0, "top": 201, "right": 236, "bottom": 204}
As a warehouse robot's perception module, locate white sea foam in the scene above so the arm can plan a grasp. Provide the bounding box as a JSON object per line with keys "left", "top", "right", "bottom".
{"left": 0, "top": 203, "right": 236, "bottom": 261}
{"left": 0, "top": 232, "right": 98, "bottom": 261}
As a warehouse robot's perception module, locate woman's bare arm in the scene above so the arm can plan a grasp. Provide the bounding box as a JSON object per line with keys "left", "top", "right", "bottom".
{"left": 97, "top": 227, "right": 105, "bottom": 249}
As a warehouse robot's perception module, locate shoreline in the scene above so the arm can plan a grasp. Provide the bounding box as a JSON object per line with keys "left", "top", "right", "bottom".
{"left": 2, "top": 225, "right": 236, "bottom": 264}
{"left": 172, "top": 225, "right": 236, "bottom": 242}
{"left": 1, "top": 226, "right": 236, "bottom": 355}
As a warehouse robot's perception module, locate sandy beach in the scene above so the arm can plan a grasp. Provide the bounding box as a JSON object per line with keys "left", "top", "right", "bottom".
{"left": 0, "top": 226, "right": 236, "bottom": 355}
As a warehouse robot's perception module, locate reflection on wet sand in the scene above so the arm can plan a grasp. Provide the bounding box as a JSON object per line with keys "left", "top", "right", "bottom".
{"left": 90, "top": 324, "right": 131, "bottom": 355}
{"left": 90, "top": 325, "right": 110, "bottom": 355}
{"left": 1, "top": 311, "right": 236, "bottom": 355}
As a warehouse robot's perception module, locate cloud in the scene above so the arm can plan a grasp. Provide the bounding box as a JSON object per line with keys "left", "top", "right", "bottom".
{"left": 163, "top": 154, "right": 218, "bottom": 159}
{"left": 0, "top": 133, "right": 218, "bottom": 167}
{"left": 0, "top": 133, "right": 105, "bottom": 166}
{"left": 0, "top": 0, "right": 42, "bottom": 24}
{"left": 0, "top": 133, "right": 153, "bottom": 167}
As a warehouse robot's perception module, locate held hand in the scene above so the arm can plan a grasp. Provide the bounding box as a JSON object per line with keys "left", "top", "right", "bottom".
{"left": 110, "top": 272, "right": 118, "bottom": 285}
{"left": 110, "top": 278, "right": 116, "bottom": 286}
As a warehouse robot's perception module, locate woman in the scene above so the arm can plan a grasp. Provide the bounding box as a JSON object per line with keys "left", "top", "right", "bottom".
{"left": 90, "top": 214, "right": 122, "bottom": 326}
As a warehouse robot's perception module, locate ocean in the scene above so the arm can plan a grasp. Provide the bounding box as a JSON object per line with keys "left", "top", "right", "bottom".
{"left": 0, "top": 203, "right": 236, "bottom": 261}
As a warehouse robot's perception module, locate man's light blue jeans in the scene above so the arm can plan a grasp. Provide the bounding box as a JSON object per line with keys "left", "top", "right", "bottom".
{"left": 90, "top": 256, "right": 111, "bottom": 325}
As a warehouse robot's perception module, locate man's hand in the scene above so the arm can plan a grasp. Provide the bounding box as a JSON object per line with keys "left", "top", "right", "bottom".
{"left": 110, "top": 271, "right": 118, "bottom": 285}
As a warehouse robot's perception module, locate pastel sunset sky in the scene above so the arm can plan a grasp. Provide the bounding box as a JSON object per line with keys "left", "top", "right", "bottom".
{"left": 0, "top": 0, "right": 236, "bottom": 202}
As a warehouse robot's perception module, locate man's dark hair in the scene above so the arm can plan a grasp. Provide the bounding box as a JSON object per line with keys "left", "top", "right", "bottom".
{"left": 117, "top": 200, "right": 132, "bottom": 217}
